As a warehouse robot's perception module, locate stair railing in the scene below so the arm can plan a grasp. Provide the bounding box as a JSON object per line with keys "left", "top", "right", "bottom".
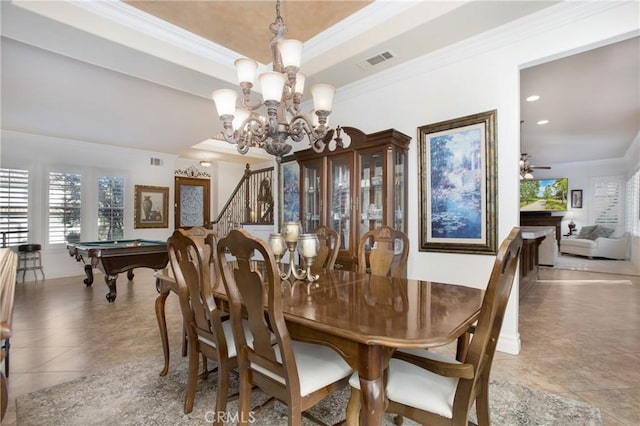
{"left": 209, "top": 164, "right": 274, "bottom": 235}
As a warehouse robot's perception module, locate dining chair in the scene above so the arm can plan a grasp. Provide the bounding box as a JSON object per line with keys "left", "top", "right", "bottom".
{"left": 0, "top": 248, "right": 18, "bottom": 422}
{"left": 312, "top": 225, "right": 340, "bottom": 274}
{"left": 167, "top": 229, "right": 242, "bottom": 421}
{"left": 160, "top": 226, "right": 220, "bottom": 359}
{"left": 216, "top": 229, "right": 353, "bottom": 425}
{"left": 357, "top": 225, "right": 409, "bottom": 278}
{"left": 347, "top": 227, "right": 522, "bottom": 426}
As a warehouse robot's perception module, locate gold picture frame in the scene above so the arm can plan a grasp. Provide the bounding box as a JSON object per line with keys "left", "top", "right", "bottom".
{"left": 134, "top": 185, "right": 169, "bottom": 228}
{"left": 418, "top": 110, "right": 498, "bottom": 255}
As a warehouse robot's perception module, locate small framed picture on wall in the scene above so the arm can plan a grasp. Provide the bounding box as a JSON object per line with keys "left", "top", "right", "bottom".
{"left": 571, "top": 189, "right": 583, "bottom": 208}
{"left": 135, "top": 185, "right": 169, "bottom": 228}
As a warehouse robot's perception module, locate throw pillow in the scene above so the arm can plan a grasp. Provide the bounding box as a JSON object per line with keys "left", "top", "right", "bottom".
{"left": 588, "top": 226, "right": 615, "bottom": 240}
{"left": 577, "top": 225, "right": 596, "bottom": 239}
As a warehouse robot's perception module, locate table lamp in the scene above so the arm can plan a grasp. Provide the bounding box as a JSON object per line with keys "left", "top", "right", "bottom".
{"left": 567, "top": 212, "right": 576, "bottom": 236}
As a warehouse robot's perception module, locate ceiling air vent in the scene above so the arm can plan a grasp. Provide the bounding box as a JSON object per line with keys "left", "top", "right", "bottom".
{"left": 357, "top": 51, "right": 396, "bottom": 70}
{"left": 150, "top": 157, "right": 163, "bottom": 166}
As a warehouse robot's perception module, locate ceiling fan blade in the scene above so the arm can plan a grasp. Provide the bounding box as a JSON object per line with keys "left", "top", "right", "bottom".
{"left": 531, "top": 165, "right": 551, "bottom": 169}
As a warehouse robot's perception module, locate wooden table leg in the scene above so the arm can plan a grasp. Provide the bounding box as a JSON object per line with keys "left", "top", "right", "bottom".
{"left": 356, "top": 344, "right": 390, "bottom": 425}
{"left": 155, "top": 289, "right": 170, "bottom": 376}
{"left": 358, "top": 376, "right": 385, "bottom": 425}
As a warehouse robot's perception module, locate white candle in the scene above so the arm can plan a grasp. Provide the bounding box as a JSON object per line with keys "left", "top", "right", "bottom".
{"left": 282, "top": 221, "right": 300, "bottom": 243}
{"left": 269, "top": 233, "right": 286, "bottom": 256}
{"left": 297, "top": 234, "right": 319, "bottom": 258}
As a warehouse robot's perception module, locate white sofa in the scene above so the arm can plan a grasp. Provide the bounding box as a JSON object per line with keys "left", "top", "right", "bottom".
{"left": 560, "top": 229, "right": 631, "bottom": 260}
{"left": 521, "top": 226, "right": 558, "bottom": 266}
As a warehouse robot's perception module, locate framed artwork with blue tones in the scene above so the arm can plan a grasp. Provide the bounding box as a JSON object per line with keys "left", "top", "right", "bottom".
{"left": 279, "top": 158, "right": 300, "bottom": 226}
{"left": 418, "top": 110, "right": 497, "bottom": 255}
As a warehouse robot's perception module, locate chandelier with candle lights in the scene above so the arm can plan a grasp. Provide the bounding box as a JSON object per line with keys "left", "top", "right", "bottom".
{"left": 211, "top": 0, "right": 336, "bottom": 163}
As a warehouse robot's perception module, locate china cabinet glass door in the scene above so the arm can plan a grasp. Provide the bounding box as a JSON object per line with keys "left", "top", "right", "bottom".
{"left": 300, "top": 159, "right": 322, "bottom": 233}
{"left": 328, "top": 155, "right": 351, "bottom": 251}
{"left": 359, "top": 150, "right": 384, "bottom": 241}
{"left": 294, "top": 126, "right": 411, "bottom": 271}
{"left": 393, "top": 150, "right": 406, "bottom": 231}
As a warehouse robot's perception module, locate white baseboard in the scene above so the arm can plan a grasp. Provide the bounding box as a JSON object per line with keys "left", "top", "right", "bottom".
{"left": 496, "top": 332, "right": 521, "bottom": 355}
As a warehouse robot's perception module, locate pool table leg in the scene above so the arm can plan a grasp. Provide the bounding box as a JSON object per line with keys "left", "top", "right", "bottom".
{"left": 83, "top": 264, "right": 94, "bottom": 286}
{"left": 104, "top": 275, "right": 118, "bottom": 302}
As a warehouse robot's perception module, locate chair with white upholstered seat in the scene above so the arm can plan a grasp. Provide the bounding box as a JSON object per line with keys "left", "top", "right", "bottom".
{"left": 167, "top": 229, "right": 241, "bottom": 422}
{"left": 347, "top": 227, "right": 522, "bottom": 426}
{"left": 0, "top": 249, "right": 18, "bottom": 421}
{"left": 216, "top": 229, "right": 353, "bottom": 425}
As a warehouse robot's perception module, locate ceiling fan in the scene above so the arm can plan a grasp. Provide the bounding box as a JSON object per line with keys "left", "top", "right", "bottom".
{"left": 520, "top": 153, "right": 551, "bottom": 179}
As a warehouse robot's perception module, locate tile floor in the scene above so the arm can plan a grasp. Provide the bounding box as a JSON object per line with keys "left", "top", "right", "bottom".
{"left": 2, "top": 265, "right": 639, "bottom": 425}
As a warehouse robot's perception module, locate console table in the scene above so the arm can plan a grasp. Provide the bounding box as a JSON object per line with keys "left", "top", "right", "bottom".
{"left": 520, "top": 214, "right": 563, "bottom": 246}
{"left": 519, "top": 229, "right": 547, "bottom": 299}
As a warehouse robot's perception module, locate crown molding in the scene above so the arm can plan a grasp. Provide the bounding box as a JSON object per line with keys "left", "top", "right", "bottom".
{"left": 71, "top": 1, "right": 238, "bottom": 66}
{"left": 10, "top": 0, "right": 238, "bottom": 84}
{"left": 335, "top": 1, "right": 636, "bottom": 104}
{"left": 302, "top": 1, "right": 419, "bottom": 61}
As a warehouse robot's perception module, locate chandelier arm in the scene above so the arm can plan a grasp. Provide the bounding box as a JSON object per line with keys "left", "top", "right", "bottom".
{"left": 236, "top": 140, "right": 251, "bottom": 155}
{"left": 219, "top": 119, "right": 239, "bottom": 144}
{"left": 287, "top": 115, "right": 330, "bottom": 153}
{"left": 219, "top": 116, "right": 270, "bottom": 151}
{"left": 285, "top": 94, "right": 302, "bottom": 117}
{"left": 241, "top": 98, "right": 267, "bottom": 112}
{"left": 243, "top": 117, "right": 269, "bottom": 141}
{"left": 288, "top": 115, "right": 313, "bottom": 142}
{"left": 238, "top": 83, "right": 263, "bottom": 112}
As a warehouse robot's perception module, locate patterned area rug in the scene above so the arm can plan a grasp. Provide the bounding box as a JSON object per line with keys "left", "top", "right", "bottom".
{"left": 16, "top": 354, "right": 602, "bottom": 425}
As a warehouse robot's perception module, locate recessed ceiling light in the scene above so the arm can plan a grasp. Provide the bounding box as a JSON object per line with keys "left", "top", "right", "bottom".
{"left": 537, "top": 120, "right": 549, "bottom": 125}
{"left": 526, "top": 95, "right": 540, "bottom": 102}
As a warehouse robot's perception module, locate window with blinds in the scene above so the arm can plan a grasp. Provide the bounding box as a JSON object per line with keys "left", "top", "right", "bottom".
{"left": 589, "top": 176, "right": 623, "bottom": 230}
{"left": 49, "top": 172, "right": 82, "bottom": 244}
{"left": 98, "top": 176, "right": 125, "bottom": 241}
{"left": 0, "top": 168, "right": 30, "bottom": 246}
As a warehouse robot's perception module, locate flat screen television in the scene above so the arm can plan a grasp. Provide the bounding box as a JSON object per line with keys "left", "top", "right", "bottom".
{"left": 520, "top": 178, "right": 568, "bottom": 212}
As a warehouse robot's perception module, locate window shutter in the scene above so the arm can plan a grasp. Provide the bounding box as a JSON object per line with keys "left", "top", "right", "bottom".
{"left": 589, "top": 176, "right": 623, "bottom": 231}
{"left": 0, "top": 168, "right": 30, "bottom": 246}
{"left": 98, "top": 176, "right": 125, "bottom": 241}
{"left": 48, "top": 172, "right": 82, "bottom": 244}
{"left": 626, "top": 170, "right": 640, "bottom": 236}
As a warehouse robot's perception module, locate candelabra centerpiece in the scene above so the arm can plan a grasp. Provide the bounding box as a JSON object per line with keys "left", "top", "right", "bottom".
{"left": 269, "top": 221, "right": 319, "bottom": 282}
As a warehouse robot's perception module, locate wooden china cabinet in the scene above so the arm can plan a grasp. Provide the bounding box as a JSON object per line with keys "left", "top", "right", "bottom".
{"left": 294, "top": 127, "right": 411, "bottom": 271}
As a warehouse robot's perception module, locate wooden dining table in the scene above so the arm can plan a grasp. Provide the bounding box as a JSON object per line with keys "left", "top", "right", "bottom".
{"left": 155, "top": 268, "right": 484, "bottom": 425}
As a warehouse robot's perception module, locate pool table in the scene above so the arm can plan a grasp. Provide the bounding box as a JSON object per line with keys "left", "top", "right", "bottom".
{"left": 67, "top": 239, "right": 168, "bottom": 302}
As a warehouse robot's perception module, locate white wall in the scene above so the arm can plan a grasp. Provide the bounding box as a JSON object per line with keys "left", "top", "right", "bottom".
{"left": 331, "top": 1, "right": 639, "bottom": 354}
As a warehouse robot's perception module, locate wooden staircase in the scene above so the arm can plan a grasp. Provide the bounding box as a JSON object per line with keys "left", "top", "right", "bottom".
{"left": 208, "top": 164, "right": 274, "bottom": 235}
